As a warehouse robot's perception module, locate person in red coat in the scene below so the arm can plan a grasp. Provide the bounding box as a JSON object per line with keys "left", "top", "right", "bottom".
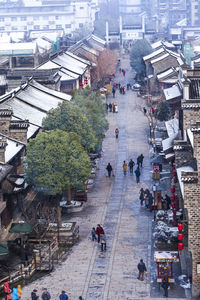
{"left": 96, "top": 224, "right": 105, "bottom": 243}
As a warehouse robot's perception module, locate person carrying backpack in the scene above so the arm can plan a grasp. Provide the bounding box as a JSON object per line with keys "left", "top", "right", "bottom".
{"left": 135, "top": 167, "right": 141, "bottom": 183}
{"left": 59, "top": 291, "right": 68, "bottom": 300}
{"left": 41, "top": 288, "right": 51, "bottom": 300}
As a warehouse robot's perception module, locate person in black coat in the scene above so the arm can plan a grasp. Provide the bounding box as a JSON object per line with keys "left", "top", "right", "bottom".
{"left": 106, "top": 163, "right": 113, "bottom": 177}
{"left": 162, "top": 275, "right": 169, "bottom": 297}
{"left": 137, "top": 259, "right": 147, "bottom": 281}
{"left": 31, "top": 289, "right": 38, "bottom": 300}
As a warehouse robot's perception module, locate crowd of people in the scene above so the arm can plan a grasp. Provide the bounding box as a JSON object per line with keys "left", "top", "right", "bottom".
{"left": 106, "top": 102, "right": 118, "bottom": 113}
{"left": 31, "top": 289, "right": 85, "bottom": 300}
{"left": 106, "top": 153, "right": 144, "bottom": 184}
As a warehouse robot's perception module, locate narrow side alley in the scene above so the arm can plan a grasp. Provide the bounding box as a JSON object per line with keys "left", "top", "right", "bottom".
{"left": 22, "top": 57, "right": 184, "bottom": 300}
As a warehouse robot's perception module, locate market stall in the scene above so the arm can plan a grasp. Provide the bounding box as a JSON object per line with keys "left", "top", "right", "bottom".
{"left": 154, "top": 251, "right": 179, "bottom": 283}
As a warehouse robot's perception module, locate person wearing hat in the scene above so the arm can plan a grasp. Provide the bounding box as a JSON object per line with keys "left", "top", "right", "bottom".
{"left": 59, "top": 291, "right": 68, "bottom": 300}
{"left": 31, "top": 289, "right": 38, "bottom": 300}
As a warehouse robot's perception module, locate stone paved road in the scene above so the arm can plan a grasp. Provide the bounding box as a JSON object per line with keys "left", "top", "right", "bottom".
{"left": 22, "top": 57, "right": 186, "bottom": 300}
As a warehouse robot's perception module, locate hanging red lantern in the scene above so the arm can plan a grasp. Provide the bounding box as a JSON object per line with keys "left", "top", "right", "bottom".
{"left": 171, "top": 194, "right": 175, "bottom": 201}
{"left": 178, "top": 243, "right": 184, "bottom": 251}
{"left": 174, "top": 177, "right": 177, "bottom": 183}
{"left": 173, "top": 163, "right": 176, "bottom": 169}
{"left": 178, "top": 223, "right": 183, "bottom": 231}
{"left": 173, "top": 171, "right": 177, "bottom": 176}
{"left": 171, "top": 186, "right": 175, "bottom": 193}
{"left": 171, "top": 202, "right": 175, "bottom": 209}
{"left": 178, "top": 233, "right": 183, "bottom": 241}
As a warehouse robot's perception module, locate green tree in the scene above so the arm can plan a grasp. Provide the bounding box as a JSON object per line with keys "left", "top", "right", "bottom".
{"left": 72, "top": 88, "right": 108, "bottom": 151}
{"left": 130, "top": 39, "right": 152, "bottom": 78}
{"left": 155, "top": 101, "right": 171, "bottom": 121}
{"left": 26, "top": 130, "right": 91, "bottom": 225}
{"left": 42, "top": 102, "right": 97, "bottom": 152}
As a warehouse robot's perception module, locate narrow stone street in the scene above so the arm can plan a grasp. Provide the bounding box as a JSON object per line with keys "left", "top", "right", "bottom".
{"left": 22, "top": 57, "right": 185, "bottom": 300}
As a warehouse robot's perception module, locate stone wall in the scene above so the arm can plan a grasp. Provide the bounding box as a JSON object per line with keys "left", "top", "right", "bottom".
{"left": 0, "top": 109, "right": 28, "bottom": 144}
{"left": 183, "top": 107, "right": 200, "bottom": 131}
{"left": 174, "top": 140, "right": 196, "bottom": 169}
{"left": 183, "top": 172, "right": 200, "bottom": 298}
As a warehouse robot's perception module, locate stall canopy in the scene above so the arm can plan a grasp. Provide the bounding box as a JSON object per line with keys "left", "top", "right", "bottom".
{"left": 0, "top": 244, "right": 9, "bottom": 256}
{"left": 150, "top": 155, "right": 165, "bottom": 164}
{"left": 9, "top": 222, "right": 33, "bottom": 234}
{"left": 154, "top": 251, "right": 179, "bottom": 262}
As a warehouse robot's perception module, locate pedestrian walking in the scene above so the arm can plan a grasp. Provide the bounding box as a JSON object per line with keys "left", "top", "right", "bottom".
{"left": 140, "top": 154, "right": 144, "bottom": 167}
{"left": 79, "top": 297, "right": 83, "bottom": 300}
{"left": 106, "top": 163, "right": 112, "bottom": 177}
{"left": 165, "top": 194, "right": 171, "bottom": 210}
{"left": 137, "top": 259, "right": 147, "bottom": 281}
{"left": 143, "top": 107, "right": 147, "bottom": 115}
{"left": 112, "top": 103, "right": 114, "bottom": 112}
{"left": 122, "top": 69, "right": 126, "bottom": 76}
{"left": 122, "top": 87, "right": 125, "bottom": 94}
{"left": 123, "top": 161, "right": 127, "bottom": 176}
{"left": 139, "top": 188, "right": 144, "bottom": 206}
{"left": 31, "top": 290, "right": 38, "bottom": 300}
{"left": 41, "top": 288, "right": 51, "bottom": 300}
{"left": 12, "top": 288, "right": 19, "bottom": 300}
{"left": 115, "top": 128, "right": 119, "bottom": 139}
{"left": 113, "top": 104, "right": 115, "bottom": 113}
{"left": 144, "top": 188, "right": 150, "bottom": 208}
{"left": 96, "top": 224, "right": 105, "bottom": 243}
{"left": 115, "top": 104, "right": 118, "bottom": 113}
{"left": 135, "top": 167, "right": 140, "bottom": 183}
{"left": 108, "top": 103, "right": 112, "bottom": 112}
{"left": 162, "top": 275, "right": 169, "bottom": 297}
{"left": 128, "top": 159, "right": 135, "bottom": 175}
{"left": 100, "top": 234, "right": 106, "bottom": 252}
{"left": 149, "top": 193, "right": 153, "bottom": 211}
{"left": 91, "top": 227, "right": 97, "bottom": 241}
{"left": 59, "top": 291, "right": 68, "bottom": 300}
{"left": 137, "top": 155, "right": 140, "bottom": 168}
{"left": 112, "top": 88, "right": 116, "bottom": 98}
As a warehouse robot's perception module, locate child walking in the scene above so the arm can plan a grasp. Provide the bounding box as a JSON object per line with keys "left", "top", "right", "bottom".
{"left": 91, "top": 227, "right": 97, "bottom": 241}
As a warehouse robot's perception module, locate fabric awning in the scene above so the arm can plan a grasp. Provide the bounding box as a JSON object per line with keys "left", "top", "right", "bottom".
{"left": 9, "top": 222, "right": 33, "bottom": 234}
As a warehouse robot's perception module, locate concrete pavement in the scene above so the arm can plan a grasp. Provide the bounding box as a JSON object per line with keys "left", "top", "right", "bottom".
{"left": 22, "top": 57, "right": 186, "bottom": 300}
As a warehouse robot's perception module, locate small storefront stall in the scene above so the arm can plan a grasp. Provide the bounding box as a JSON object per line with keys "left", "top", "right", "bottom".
{"left": 154, "top": 251, "right": 179, "bottom": 283}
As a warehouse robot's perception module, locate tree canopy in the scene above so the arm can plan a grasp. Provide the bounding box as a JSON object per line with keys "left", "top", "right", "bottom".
{"left": 95, "top": 48, "right": 118, "bottom": 85}
{"left": 72, "top": 88, "right": 109, "bottom": 150}
{"left": 26, "top": 130, "right": 91, "bottom": 195}
{"left": 155, "top": 101, "right": 171, "bottom": 121}
{"left": 130, "top": 39, "right": 152, "bottom": 78}
{"left": 42, "top": 101, "right": 96, "bottom": 152}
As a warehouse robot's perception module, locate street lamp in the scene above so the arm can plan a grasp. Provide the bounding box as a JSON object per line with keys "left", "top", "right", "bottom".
{"left": 153, "top": 184, "right": 157, "bottom": 221}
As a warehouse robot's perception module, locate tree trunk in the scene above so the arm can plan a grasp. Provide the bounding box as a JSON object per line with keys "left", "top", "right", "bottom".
{"left": 67, "top": 187, "right": 71, "bottom": 205}
{"left": 57, "top": 197, "right": 62, "bottom": 228}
